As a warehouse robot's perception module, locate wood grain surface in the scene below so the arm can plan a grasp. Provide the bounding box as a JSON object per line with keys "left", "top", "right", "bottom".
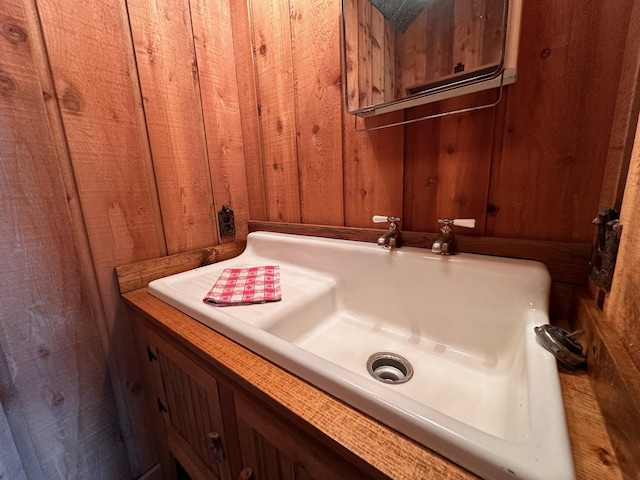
{"left": 116, "top": 241, "right": 246, "bottom": 294}
{"left": 229, "top": 0, "right": 267, "bottom": 222}
{"left": 486, "top": 0, "right": 635, "bottom": 241}
{"left": 34, "top": 0, "right": 167, "bottom": 474}
{"left": 606, "top": 119, "right": 640, "bottom": 373}
{"left": 573, "top": 291, "right": 640, "bottom": 480}
{"left": 191, "top": 0, "right": 251, "bottom": 241}
{"left": 597, "top": 1, "right": 640, "bottom": 211}
{"left": 127, "top": 0, "right": 217, "bottom": 253}
{"left": 243, "top": 0, "right": 636, "bottom": 243}
{"left": 1, "top": 1, "right": 134, "bottom": 477}
{"left": 250, "top": 0, "right": 302, "bottom": 223}
{"left": 3, "top": 0, "right": 639, "bottom": 478}
{"left": 291, "top": 0, "right": 345, "bottom": 226}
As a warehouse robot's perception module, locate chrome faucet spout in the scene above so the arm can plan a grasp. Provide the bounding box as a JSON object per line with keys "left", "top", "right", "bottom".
{"left": 377, "top": 227, "right": 401, "bottom": 248}
{"left": 373, "top": 215, "right": 402, "bottom": 249}
{"left": 431, "top": 223, "right": 455, "bottom": 255}
{"left": 431, "top": 218, "right": 476, "bottom": 255}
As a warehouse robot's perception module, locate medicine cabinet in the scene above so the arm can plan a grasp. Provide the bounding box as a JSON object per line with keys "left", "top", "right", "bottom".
{"left": 342, "top": 0, "right": 522, "bottom": 117}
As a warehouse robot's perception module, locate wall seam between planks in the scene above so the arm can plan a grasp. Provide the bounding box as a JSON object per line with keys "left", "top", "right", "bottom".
{"left": 288, "top": 0, "right": 306, "bottom": 224}
{"left": 121, "top": 0, "right": 169, "bottom": 256}
{"left": 246, "top": 0, "right": 271, "bottom": 222}
{"left": 186, "top": 0, "right": 220, "bottom": 246}
{"left": 19, "top": 0, "right": 139, "bottom": 476}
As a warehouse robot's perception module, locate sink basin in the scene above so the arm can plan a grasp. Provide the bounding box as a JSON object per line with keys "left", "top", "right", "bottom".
{"left": 148, "top": 231, "right": 575, "bottom": 480}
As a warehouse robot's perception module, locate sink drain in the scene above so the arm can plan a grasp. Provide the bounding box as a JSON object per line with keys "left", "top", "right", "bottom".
{"left": 367, "top": 352, "right": 414, "bottom": 384}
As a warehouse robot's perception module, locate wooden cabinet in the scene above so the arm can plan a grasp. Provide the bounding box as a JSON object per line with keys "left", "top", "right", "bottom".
{"left": 133, "top": 313, "right": 380, "bottom": 480}
{"left": 146, "top": 329, "right": 233, "bottom": 480}
{"left": 234, "top": 391, "right": 372, "bottom": 480}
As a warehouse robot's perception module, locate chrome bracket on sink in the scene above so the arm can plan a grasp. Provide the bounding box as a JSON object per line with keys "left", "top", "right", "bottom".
{"left": 534, "top": 324, "right": 586, "bottom": 370}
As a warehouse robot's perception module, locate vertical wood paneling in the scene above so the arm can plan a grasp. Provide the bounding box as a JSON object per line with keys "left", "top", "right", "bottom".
{"left": 229, "top": 0, "right": 267, "bottom": 222}
{"left": 400, "top": 9, "right": 428, "bottom": 92}
{"left": 370, "top": 7, "right": 384, "bottom": 105}
{"left": 343, "top": 113, "right": 405, "bottom": 227}
{"left": 403, "top": 92, "right": 496, "bottom": 232}
{"left": 402, "top": 105, "right": 442, "bottom": 232}
{"left": 0, "top": 1, "right": 133, "bottom": 477}
{"left": 486, "top": 0, "right": 633, "bottom": 241}
{"left": 598, "top": 1, "right": 640, "bottom": 211}
{"left": 191, "top": 0, "right": 251, "bottom": 240}
{"left": 433, "top": 94, "right": 495, "bottom": 231}
{"left": 606, "top": 120, "right": 640, "bottom": 370}
{"left": 3, "top": 0, "right": 639, "bottom": 476}
{"left": 480, "top": 0, "right": 504, "bottom": 66}
{"left": 0, "top": 403, "right": 28, "bottom": 480}
{"left": 357, "top": 0, "right": 372, "bottom": 109}
{"left": 384, "top": 22, "right": 396, "bottom": 102}
{"left": 425, "top": 1, "right": 454, "bottom": 83}
{"left": 0, "top": 343, "right": 40, "bottom": 480}
{"left": 343, "top": 0, "right": 360, "bottom": 113}
{"left": 127, "top": 0, "right": 217, "bottom": 253}
{"left": 453, "top": 0, "right": 485, "bottom": 73}
{"left": 34, "top": 0, "right": 165, "bottom": 475}
{"left": 250, "top": 1, "right": 301, "bottom": 223}
{"left": 290, "top": 0, "right": 344, "bottom": 225}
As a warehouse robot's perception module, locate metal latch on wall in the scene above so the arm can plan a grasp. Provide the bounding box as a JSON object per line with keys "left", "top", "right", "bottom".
{"left": 217, "top": 205, "right": 235, "bottom": 238}
{"left": 589, "top": 208, "right": 622, "bottom": 292}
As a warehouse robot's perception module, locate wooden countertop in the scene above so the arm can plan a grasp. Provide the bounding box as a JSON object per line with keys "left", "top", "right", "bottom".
{"left": 123, "top": 287, "right": 623, "bottom": 480}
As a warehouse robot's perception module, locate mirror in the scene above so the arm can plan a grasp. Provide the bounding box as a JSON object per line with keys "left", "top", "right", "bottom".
{"left": 342, "top": 0, "right": 514, "bottom": 116}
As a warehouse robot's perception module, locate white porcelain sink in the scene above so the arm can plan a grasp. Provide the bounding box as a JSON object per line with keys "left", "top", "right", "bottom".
{"left": 148, "top": 231, "right": 575, "bottom": 480}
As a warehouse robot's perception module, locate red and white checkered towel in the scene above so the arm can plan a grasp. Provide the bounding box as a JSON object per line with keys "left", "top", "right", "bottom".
{"left": 203, "top": 266, "right": 281, "bottom": 306}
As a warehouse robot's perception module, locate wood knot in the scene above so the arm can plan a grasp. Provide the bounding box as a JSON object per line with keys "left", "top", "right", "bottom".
{"left": 38, "top": 346, "right": 51, "bottom": 358}
{"left": 596, "top": 447, "right": 614, "bottom": 466}
{"left": 62, "top": 90, "right": 82, "bottom": 113}
{"left": 272, "top": 162, "right": 279, "bottom": 171}
{"left": 556, "top": 155, "right": 574, "bottom": 166}
{"left": 455, "top": 195, "right": 468, "bottom": 206}
{"left": 0, "top": 72, "right": 16, "bottom": 96}
{"left": 540, "top": 48, "right": 551, "bottom": 59}
{"left": 127, "top": 381, "right": 142, "bottom": 395}
{"left": 2, "top": 21, "right": 27, "bottom": 43}
{"left": 312, "top": 124, "right": 320, "bottom": 134}
{"left": 52, "top": 392, "right": 65, "bottom": 406}
{"left": 259, "top": 43, "right": 267, "bottom": 55}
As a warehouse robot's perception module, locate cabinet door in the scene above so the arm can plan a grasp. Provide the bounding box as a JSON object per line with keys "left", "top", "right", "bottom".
{"left": 148, "top": 330, "right": 232, "bottom": 480}
{"left": 233, "top": 392, "right": 378, "bottom": 480}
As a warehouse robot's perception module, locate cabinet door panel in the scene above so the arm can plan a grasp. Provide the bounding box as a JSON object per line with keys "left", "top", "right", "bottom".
{"left": 234, "top": 392, "right": 376, "bottom": 480}
{"left": 148, "top": 330, "right": 231, "bottom": 480}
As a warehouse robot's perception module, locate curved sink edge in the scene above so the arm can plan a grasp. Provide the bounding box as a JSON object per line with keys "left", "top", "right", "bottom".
{"left": 153, "top": 288, "right": 574, "bottom": 480}
{"left": 148, "top": 232, "right": 575, "bottom": 480}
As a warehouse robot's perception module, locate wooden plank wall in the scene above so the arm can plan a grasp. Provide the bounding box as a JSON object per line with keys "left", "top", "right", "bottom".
{"left": 1, "top": 0, "right": 639, "bottom": 478}
{"left": 1, "top": 1, "right": 134, "bottom": 478}
{"left": 250, "top": 0, "right": 635, "bottom": 242}
{"left": 606, "top": 119, "right": 640, "bottom": 370}
{"left": 1, "top": 0, "right": 251, "bottom": 477}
